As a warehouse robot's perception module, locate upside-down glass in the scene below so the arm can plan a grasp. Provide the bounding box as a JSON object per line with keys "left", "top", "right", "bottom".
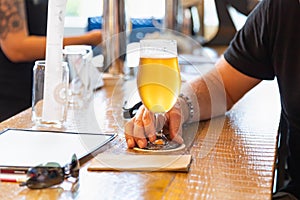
{"left": 31, "top": 60, "right": 69, "bottom": 127}
{"left": 63, "top": 45, "right": 93, "bottom": 109}
{"left": 137, "top": 39, "right": 181, "bottom": 149}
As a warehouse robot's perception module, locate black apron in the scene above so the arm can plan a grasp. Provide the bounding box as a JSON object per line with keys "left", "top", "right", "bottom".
{"left": 0, "top": 0, "right": 48, "bottom": 121}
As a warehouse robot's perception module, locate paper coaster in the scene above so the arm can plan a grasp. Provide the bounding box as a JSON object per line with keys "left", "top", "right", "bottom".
{"left": 133, "top": 143, "right": 186, "bottom": 153}
{"left": 88, "top": 154, "right": 192, "bottom": 172}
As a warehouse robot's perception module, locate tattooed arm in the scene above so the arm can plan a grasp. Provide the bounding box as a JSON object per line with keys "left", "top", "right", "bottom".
{"left": 0, "top": 0, "right": 102, "bottom": 63}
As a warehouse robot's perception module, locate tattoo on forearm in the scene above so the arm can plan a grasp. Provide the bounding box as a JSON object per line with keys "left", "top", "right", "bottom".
{"left": 0, "top": 0, "right": 25, "bottom": 40}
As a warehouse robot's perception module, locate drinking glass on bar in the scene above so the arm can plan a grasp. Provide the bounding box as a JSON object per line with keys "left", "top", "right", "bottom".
{"left": 137, "top": 39, "right": 181, "bottom": 150}
{"left": 31, "top": 60, "right": 69, "bottom": 128}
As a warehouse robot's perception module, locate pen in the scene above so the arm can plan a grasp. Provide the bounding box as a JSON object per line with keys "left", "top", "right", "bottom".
{"left": 0, "top": 169, "right": 26, "bottom": 174}
{"left": 0, "top": 177, "right": 26, "bottom": 183}
{"left": 0, "top": 167, "right": 28, "bottom": 174}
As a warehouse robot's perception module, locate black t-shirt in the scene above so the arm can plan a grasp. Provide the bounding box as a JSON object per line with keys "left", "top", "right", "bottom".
{"left": 0, "top": 0, "right": 48, "bottom": 121}
{"left": 224, "top": 0, "right": 300, "bottom": 197}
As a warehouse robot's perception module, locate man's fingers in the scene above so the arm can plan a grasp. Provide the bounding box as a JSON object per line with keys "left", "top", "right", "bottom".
{"left": 125, "top": 103, "right": 185, "bottom": 149}
{"left": 124, "top": 119, "right": 135, "bottom": 148}
{"left": 142, "top": 110, "right": 156, "bottom": 142}
{"left": 132, "top": 106, "right": 148, "bottom": 148}
{"left": 168, "top": 106, "right": 184, "bottom": 144}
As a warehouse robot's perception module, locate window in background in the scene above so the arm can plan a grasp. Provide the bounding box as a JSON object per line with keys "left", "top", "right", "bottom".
{"left": 126, "top": 0, "right": 164, "bottom": 18}
{"left": 64, "top": 0, "right": 103, "bottom": 36}
{"left": 64, "top": 0, "right": 248, "bottom": 38}
{"left": 64, "top": 0, "right": 165, "bottom": 36}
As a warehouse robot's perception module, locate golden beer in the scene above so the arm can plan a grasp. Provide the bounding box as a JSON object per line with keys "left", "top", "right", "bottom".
{"left": 137, "top": 57, "right": 181, "bottom": 113}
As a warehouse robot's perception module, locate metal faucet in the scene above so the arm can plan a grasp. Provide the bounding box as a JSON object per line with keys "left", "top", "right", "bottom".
{"left": 165, "top": 0, "right": 181, "bottom": 31}
{"left": 101, "top": 0, "right": 204, "bottom": 75}
{"left": 102, "top": 0, "right": 127, "bottom": 75}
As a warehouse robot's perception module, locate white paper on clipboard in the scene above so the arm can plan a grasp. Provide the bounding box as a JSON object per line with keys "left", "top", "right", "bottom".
{"left": 42, "top": 0, "right": 67, "bottom": 122}
{"left": 0, "top": 129, "right": 116, "bottom": 168}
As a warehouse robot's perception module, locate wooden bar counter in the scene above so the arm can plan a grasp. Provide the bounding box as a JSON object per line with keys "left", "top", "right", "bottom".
{"left": 0, "top": 76, "right": 280, "bottom": 200}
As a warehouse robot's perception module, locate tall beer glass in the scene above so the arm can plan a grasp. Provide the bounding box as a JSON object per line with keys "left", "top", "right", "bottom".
{"left": 137, "top": 39, "right": 181, "bottom": 149}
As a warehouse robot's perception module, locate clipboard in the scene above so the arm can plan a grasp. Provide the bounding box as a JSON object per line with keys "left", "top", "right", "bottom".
{"left": 0, "top": 129, "right": 116, "bottom": 171}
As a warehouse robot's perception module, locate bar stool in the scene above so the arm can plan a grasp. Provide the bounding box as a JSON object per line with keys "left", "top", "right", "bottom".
{"left": 275, "top": 114, "right": 290, "bottom": 193}
{"left": 203, "top": 0, "right": 259, "bottom": 46}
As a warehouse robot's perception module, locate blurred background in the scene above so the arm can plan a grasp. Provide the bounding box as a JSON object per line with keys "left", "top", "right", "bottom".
{"left": 64, "top": 0, "right": 250, "bottom": 44}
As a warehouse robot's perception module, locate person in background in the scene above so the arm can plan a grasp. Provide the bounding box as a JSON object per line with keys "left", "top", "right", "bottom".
{"left": 125, "top": 0, "right": 300, "bottom": 199}
{"left": 0, "top": 0, "right": 102, "bottom": 122}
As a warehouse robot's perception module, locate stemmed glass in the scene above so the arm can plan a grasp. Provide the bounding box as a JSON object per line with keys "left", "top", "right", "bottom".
{"left": 137, "top": 39, "right": 181, "bottom": 150}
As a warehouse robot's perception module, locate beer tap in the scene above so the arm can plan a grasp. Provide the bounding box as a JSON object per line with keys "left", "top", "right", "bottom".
{"left": 102, "top": 0, "right": 127, "bottom": 75}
